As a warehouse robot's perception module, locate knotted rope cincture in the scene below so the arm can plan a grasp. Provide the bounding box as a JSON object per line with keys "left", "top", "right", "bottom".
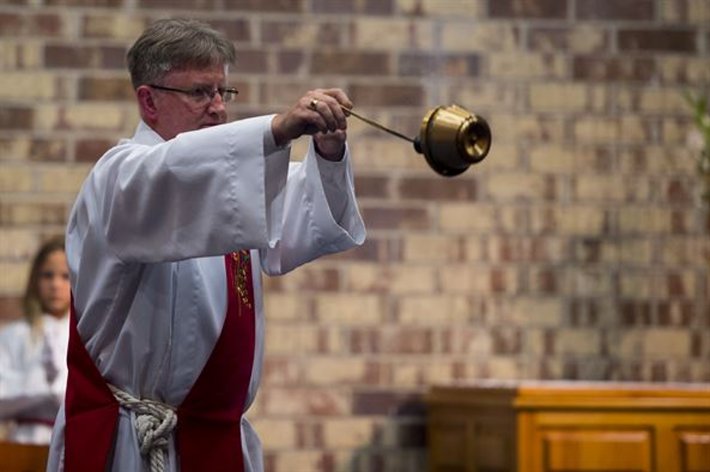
{"left": 108, "top": 384, "right": 177, "bottom": 472}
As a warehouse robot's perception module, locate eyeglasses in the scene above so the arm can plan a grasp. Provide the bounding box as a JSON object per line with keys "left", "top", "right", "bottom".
{"left": 148, "top": 84, "right": 239, "bottom": 104}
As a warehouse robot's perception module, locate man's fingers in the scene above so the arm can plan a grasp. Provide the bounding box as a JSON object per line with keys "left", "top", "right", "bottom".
{"left": 320, "top": 88, "right": 353, "bottom": 110}
{"left": 307, "top": 93, "right": 346, "bottom": 131}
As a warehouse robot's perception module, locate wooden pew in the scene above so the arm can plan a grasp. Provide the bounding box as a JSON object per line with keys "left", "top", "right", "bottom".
{"left": 0, "top": 441, "right": 50, "bottom": 472}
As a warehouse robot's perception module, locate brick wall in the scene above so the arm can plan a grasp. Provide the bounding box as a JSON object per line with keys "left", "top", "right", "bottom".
{"left": 1, "top": 0, "right": 709, "bottom": 470}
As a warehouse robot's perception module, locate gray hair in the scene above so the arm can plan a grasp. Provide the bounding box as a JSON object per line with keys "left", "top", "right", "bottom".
{"left": 127, "top": 18, "right": 236, "bottom": 88}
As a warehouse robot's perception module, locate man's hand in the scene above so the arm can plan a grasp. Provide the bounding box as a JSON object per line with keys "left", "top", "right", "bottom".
{"left": 271, "top": 88, "right": 353, "bottom": 161}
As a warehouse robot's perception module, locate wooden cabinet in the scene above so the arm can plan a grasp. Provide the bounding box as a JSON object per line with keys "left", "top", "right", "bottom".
{"left": 426, "top": 381, "right": 710, "bottom": 472}
{"left": 0, "top": 441, "right": 49, "bottom": 472}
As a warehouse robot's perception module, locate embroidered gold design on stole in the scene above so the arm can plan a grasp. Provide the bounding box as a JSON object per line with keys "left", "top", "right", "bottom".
{"left": 231, "top": 250, "right": 253, "bottom": 312}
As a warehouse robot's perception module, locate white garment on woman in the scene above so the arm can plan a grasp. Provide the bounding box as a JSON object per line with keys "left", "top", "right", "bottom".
{"left": 47, "top": 115, "right": 365, "bottom": 471}
{"left": 0, "top": 313, "right": 69, "bottom": 444}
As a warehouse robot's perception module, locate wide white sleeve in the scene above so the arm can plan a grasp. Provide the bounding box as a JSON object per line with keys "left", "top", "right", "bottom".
{"left": 0, "top": 326, "right": 57, "bottom": 420}
{"left": 260, "top": 139, "right": 366, "bottom": 275}
{"left": 70, "top": 115, "right": 291, "bottom": 263}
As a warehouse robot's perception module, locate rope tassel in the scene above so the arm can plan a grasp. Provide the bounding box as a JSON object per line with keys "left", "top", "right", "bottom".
{"left": 109, "top": 384, "right": 177, "bottom": 472}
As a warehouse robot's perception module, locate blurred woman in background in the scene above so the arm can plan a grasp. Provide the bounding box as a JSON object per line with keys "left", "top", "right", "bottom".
{"left": 0, "top": 237, "right": 70, "bottom": 444}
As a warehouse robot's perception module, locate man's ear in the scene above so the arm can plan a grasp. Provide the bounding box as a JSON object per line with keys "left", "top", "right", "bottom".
{"left": 136, "top": 85, "right": 158, "bottom": 123}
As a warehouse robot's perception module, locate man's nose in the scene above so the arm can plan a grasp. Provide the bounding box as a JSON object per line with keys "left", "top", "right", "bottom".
{"left": 208, "top": 92, "right": 226, "bottom": 111}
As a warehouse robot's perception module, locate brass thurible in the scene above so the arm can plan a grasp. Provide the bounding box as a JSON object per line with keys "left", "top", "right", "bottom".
{"left": 342, "top": 104, "right": 492, "bottom": 177}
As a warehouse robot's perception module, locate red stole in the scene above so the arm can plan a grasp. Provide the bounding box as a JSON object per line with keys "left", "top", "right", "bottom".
{"left": 64, "top": 252, "right": 255, "bottom": 471}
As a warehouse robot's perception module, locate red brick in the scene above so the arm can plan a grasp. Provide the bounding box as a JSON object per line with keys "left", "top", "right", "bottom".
{"left": 0, "top": 13, "right": 63, "bottom": 37}
{"left": 46, "top": 0, "right": 121, "bottom": 6}
{"left": 489, "top": 0, "right": 567, "bottom": 19}
{"left": 492, "top": 326, "right": 522, "bottom": 354}
{"left": 530, "top": 27, "right": 610, "bottom": 53}
{"left": 498, "top": 238, "right": 519, "bottom": 262}
{"left": 622, "top": 147, "right": 648, "bottom": 172}
{"left": 391, "top": 112, "right": 426, "bottom": 136}
{"left": 311, "top": 0, "right": 393, "bottom": 15}
{"left": 325, "top": 236, "right": 401, "bottom": 262}
{"left": 398, "top": 176, "right": 476, "bottom": 201}
{"left": 667, "top": 273, "right": 686, "bottom": 297}
{"left": 207, "top": 19, "right": 251, "bottom": 42}
{"left": 224, "top": 0, "right": 305, "bottom": 11}
{"left": 691, "top": 332, "right": 702, "bottom": 358}
{"left": 261, "top": 20, "right": 342, "bottom": 46}
{"left": 577, "top": 238, "right": 601, "bottom": 263}
{"left": 0, "top": 296, "right": 23, "bottom": 321}
{"left": 261, "top": 357, "right": 301, "bottom": 386}
{"left": 139, "top": 0, "right": 218, "bottom": 8}
{"left": 569, "top": 299, "right": 600, "bottom": 327}
{"left": 0, "top": 13, "right": 20, "bottom": 35}
{"left": 305, "top": 389, "right": 347, "bottom": 415}
{"left": 657, "top": 301, "right": 695, "bottom": 327}
{"left": 666, "top": 178, "right": 693, "bottom": 204}
{"left": 28, "top": 13, "right": 64, "bottom": 36}
{"left": 29, "top": 139, "right": 68, "bottom": 162}
{"left": 671, "top": 210, "right": 688, "bottom": 234}
{"left": 490, "top": 268, "right": 507, "bottom": 292}
{"left": 0, "top": 138, "right": 66, "bottom": 162}
{"left": 382, "top": 328, "right": 433, "bottom": 354}
{"left": 544, "top": 329, "right": 555, "bottom": 355}
{"left": 562, "top": 360, "right": 579, "bottom": 379}
{"left": 352, "top": 391, "right": 423, "bottom": 416}
{"left": 350, "top": 328, "right": 380, "bottom": 354}
{"left": 361, "top": 206, "right": 430, "bottom": 230}
{"left": 651, "top": 361, "right": 667, "bottom": 381}
{"left": 497, "top": 236, "right": 554, "bottom": 262}
{"left": 577, "top": 0, "right": 654, "bottom": 20}
{"left": 536, "top": 268, "right": 557, "bottom": 293}
{"left": 234, "top": 49, "right": 268, "bottom": 73}
{"left": 45, "top": 45, "right": 95, "bottom": 68}
{"left": 573, "top": 56, "right": 655, "bottom": 82}
{"left": 101, "top": 46, "right": 128, "bottom": 69}
{"left": 543, "top": 175, "right": 557, "bottom": 200}
{"left": 319, "top": 453, "right": 336, "bottom": 471}
{"left": 398, "top": 53, "right": 479, "bottom": 77}
{"left": 80, "top": 15, "right": 148, "bottom": 39}
{"left": 618, "top": 29, "right": 697, "bottom": 53}
{"left": 76, "top": 138, "right": 115, "bottom": 163}
{"left": 262, "top": 453, "right": 275, "bottom": 472}
{"left": 363, "top": 360, "right": 391, "bottom": 385}
{"left": 312, "top": 51, "right": 390, "bottom": 76}
{"left": 0, "top": 201, "right": 68, "bottom": 225}
{"left": 255, "top": 80, "right": 319, "bottom": 108}
{"left": 225, "top": 80, "right": 251, "bottom": 103}
{"left": 355, "top": 176, "right": 390, "bottom": 198}
{"left": 264, "top": 267, "right": 340, "bottom": 292}
{"left": 295, "top": 422, "right": 324, "bottom": 448}
{"left": 79, "top": 77, "right": 134, "bottom": 101}
{"left": 619, "top": 300, "right": 652, "bottom": 326}
{"left": 349, "top": 84, "right": 424, "bottom": 107}
{"left": 0, "top": 107, "right": 33, "bottom": 130}
{"left": 276, "top": 51, "right": 305, "bottom": 74}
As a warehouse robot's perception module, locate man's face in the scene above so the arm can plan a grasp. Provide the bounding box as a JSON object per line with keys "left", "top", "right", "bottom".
{"left": 146, "top": 64, "right": 230, "bottom": 140}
